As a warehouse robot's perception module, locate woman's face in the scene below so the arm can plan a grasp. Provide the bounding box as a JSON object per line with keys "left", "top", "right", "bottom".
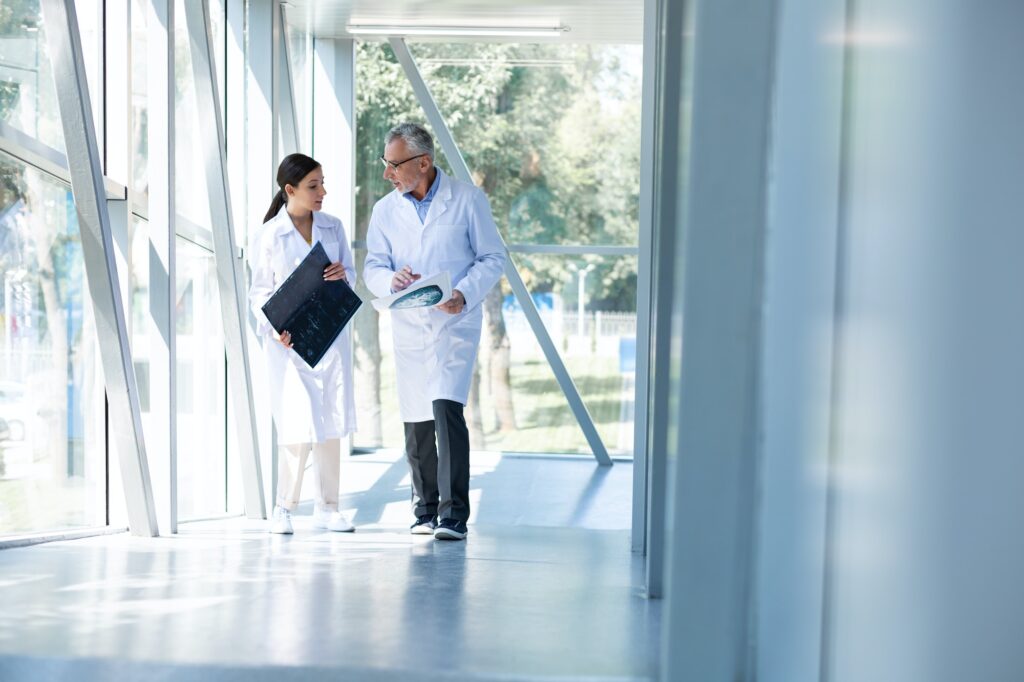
{"left": 285, "top": 167, "right": 327, "bottom": 214}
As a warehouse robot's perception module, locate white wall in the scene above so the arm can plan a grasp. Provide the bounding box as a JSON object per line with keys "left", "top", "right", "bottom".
{"left": 755, "top": 0, "right": 847, "bottom": 679}
{"left": 658, "top": 1, "right": 1024, "bottom": 680}
{"left": 825, "top": 1, "right": 1024, "bottom": 679}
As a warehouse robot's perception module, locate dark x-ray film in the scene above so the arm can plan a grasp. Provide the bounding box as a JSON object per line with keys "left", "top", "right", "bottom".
{"left": 261, "top": 241, "right": 362, "bottom": 368}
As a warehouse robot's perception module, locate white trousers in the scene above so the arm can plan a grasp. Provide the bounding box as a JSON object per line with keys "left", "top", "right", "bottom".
{"left": 276, "top": 439, "right": 340, "bottom": 512}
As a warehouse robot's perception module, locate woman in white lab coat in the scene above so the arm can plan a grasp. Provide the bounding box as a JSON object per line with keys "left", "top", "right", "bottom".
{"left": 248, "top": 153, "right": 357, "bottom": 535}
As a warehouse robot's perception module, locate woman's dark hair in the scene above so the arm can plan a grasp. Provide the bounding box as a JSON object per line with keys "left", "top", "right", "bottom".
{"left": 263, "top": 153, "right": 321, "bottom": 223}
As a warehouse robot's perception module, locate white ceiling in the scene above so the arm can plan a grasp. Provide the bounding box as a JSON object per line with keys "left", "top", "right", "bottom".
{"left": 282, "top": 0, "right": 644, "bottom": 44}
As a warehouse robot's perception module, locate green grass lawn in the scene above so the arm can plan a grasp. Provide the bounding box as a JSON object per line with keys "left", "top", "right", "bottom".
{"left": 363, "top": 352, "right": 634, "bottom": 456}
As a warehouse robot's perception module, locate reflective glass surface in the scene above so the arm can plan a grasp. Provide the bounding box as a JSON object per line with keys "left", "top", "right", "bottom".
{"left": 352, "top": 249, "right": 636, "bottom": 456}
{"left": 175, "top": 237, "right": 227, "bottom": 520}
{"left": 0, "top": 3, "right": 64, "bottom": 152}
{"left": 131, "top": 0, "right": 148, "bottom": 194}
{"left": 0, "top": 151, "right": 104, "bottom": 534}
{"left": 351, "top": 41, "right": 641, "bottom": 456}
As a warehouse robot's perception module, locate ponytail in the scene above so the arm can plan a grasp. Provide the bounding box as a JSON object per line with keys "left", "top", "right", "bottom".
{"left": 263, "top": 188, "right": 287, "bottom": 224}
{"left": 263, "top": 153, "right": 322, "bottom": 224}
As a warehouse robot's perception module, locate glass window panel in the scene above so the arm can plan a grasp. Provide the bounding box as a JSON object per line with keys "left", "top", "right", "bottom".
{"left": 352, "top": 41, "right": 641, "bottom": 456}
{"left": 285, "top": 19, "right": 312, "bottom": 148}
{"left": 351, "top": 250, "right": 637, "bottom": 456}
{"left": 129, "top": 216, "right": 153, "bottom": 415}
{"left": 489, "top": 254, "right": 637, "bottom": 456}
{"left": 0, "top": 150, "right": 105, "bottom": 535}
{"left": 173, "top": 0, "right": 212, "bottom": 232}
{"left": 131, "top": 0, "right": 148, "bottom": 194}
{"left": 408, "top": 42, "right": 643, "bottom": 248}
{"left": 75, "top": 1, "right": 103, "bottom": 151}
{"left": 175, "top": 237, "right": 227, "bottom": 520}
{"left": 0, "top": 3, "right": 65, "bottom": 152}
{"left": 208, "top": 0, "right": 226, "bottom": 117}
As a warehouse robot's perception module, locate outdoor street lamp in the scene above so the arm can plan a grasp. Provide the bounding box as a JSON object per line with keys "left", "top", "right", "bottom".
{"left": 569, "top": 262, "right": 597, "bottom": 338}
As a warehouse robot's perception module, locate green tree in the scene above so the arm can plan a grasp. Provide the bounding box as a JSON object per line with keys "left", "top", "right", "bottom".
{"left": 354, "top": 41, "right": 642, "bottom": 444}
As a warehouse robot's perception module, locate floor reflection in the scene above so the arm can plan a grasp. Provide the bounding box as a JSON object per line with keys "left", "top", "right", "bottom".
{"left": 0, "top": 454, "right": 656, "bottom": 680}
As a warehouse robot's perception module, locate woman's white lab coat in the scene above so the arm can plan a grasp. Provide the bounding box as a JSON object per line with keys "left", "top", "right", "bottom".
{"left": 363, "top": 169, "right": 506, "bottom": 423}
{"left": 248, "top": 206, "right": 357, "bottom": 445}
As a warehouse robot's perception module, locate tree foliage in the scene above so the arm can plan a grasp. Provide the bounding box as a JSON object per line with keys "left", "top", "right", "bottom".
{"left": 355, "top": 41, "right": 641, "bottom": 311}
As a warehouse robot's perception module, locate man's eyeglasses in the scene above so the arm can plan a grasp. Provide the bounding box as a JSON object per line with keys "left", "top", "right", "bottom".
{"left": 379, "top": 153, "right": 426, "bottom": 171}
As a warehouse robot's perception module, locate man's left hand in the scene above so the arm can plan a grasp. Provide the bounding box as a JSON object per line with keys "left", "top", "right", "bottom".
{"left": 437, "top": 289, "right": 466, "bottom": 315}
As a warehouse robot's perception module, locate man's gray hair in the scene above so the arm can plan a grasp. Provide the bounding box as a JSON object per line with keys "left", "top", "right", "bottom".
{"left": 385, "top": 122, "right": 434, "bottom": 160}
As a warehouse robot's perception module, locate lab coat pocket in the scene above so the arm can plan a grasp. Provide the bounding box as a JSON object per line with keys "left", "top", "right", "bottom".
{"left": 433, "top": 223, "right": 470, "bottom": 256}
{"left": 319, "top": 237, "right": 340, "bottom": 264}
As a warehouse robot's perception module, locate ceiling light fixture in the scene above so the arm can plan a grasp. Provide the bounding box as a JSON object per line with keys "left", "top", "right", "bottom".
{"left": 345, "top": 24, "right": 570, "bottom": 38}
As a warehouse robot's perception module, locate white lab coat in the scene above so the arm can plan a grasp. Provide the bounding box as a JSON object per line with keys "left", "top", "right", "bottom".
{"left": 248, "top": 206, "right": 357, "bottom": 445}
{"left": 363, "top": 169, "right": 506, "bottom": 422}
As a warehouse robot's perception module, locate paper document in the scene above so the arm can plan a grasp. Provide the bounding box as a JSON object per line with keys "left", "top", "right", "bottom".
{"left": 371, "top": 271, "right": 452, "bottom": 312}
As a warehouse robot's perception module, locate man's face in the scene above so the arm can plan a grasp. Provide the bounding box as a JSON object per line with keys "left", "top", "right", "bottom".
{"left": 382, "top": 139, "right": 430, "bottom": 194}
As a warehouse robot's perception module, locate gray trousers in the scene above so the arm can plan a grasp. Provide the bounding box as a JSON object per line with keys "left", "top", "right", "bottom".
{"left": 403, "top": 399, "right": 470, "bottom": 522}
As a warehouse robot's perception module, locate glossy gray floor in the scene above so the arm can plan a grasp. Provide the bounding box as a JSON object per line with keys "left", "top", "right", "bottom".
{"left": 0, "top": 452, "right": 659, "bottom": 681}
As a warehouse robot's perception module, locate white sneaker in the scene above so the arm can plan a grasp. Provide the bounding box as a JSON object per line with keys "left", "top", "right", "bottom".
{"left": 313, "top": 507, "right": 355, "bottom": 532}
{"left": 270, "top": 506, "right": 293, "bottom": 534}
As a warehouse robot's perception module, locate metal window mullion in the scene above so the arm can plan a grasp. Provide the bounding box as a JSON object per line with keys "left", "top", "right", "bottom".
{"left": 631, "top": 0, "right": 660, "bottom": 555}
{"left": 389, "top": 37, "right": 612, "bottom": 467}
{"left": 183, "top": 0, "right": 266, "bottom": 519}
{"left": 41, "top": 0, "right": 158, "bottom": 536}
{"left": 0, "top": 120, "right": 70, "bottom": 180}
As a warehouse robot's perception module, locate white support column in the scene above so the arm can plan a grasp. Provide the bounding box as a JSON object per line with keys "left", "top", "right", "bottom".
{"left": 312, "top": 38, "right": 355, "bottom": 230}
{"left": 246, "top": 0, "right": 277, "bottom": 508}
{"left": 225, "top": 0, "right": 246, "bottom": 512}
{"left": 41, "top": 0, "right": 159, "bottom": 536}
{"left": 660, "top": 0, "right": 778, "bottom": 679}
{"left": 388, "top": 37, "right": 612, "bottom": 467}
{"left": 246, "top": 0, "right": 275, "bottom": 243}
{"left": 275, "top": 3, "right": 300, "bottom": 156}
{"left": 225, "top": 0, "right": 246, "bottom": 253}
{"left": 752, "top": 0, "right": 848, "bottom": 679}
{"left": 642, "top": 0, "right": 689, "bottom": 598}
{"left": 183, "top": 0, "right": 266, "bottom": 520}
{"left": 631, "top": 0, "right": 660, "bottom": 554}
{"left": 145, "top": 0, "right": 177, "bottom": 533}
{"left": 311, "top": 37, "right": 356, "bottom": 458}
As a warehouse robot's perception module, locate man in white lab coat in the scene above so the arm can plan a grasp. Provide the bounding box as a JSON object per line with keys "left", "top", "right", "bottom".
{"left": 363, "top": 123, "right": 506, "bottom": 541}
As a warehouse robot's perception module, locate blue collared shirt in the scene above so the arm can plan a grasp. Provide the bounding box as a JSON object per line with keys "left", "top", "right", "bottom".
{"left": 403, "top": 168, "right": 441, "bottom": 224}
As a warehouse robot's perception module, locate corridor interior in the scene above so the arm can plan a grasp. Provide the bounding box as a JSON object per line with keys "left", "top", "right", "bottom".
{"left": 0, "top": 451, "right": 659, "bottom": 681}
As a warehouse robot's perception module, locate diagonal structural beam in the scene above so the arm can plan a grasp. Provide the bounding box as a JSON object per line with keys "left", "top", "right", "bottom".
{"left": 276, "top": 2, "right": 300, "bottom": 155}
{"left": 389, "top": 38, "right": 612, "bottom": 466}
{"left": 184, "top": 0, "right": 266, "bottom": 518}
{"left": 41, "top": 0, "right": 159, "bottom": 536}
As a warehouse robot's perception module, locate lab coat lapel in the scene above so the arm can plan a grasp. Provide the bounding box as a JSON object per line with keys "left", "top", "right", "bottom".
{"left": 311, "top": 211, "right": 335, "bottom": 245}
{"left": 272, "top": 207, "right": 311, "bottom": 269}
{"left": 396, "top": 192, "right": 421, "bottom": 231}
{"left": 422, "top": 170, "right": 453, "bottom": 227}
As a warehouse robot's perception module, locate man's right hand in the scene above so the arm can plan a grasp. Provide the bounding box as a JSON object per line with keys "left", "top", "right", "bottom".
{"left": 391, "top": 265, "right": 421, "bottom": 292}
